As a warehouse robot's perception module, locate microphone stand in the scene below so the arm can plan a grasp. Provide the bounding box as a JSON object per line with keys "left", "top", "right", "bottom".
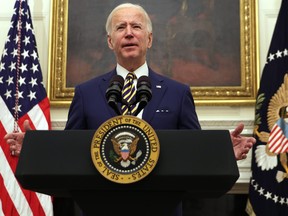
{"left": 107, "top": 99, "right": 122, "bottom": 115}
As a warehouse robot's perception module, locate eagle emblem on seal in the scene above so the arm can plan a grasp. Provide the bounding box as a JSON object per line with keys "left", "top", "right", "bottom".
{"left": 254, "top": 74, "right": 288, "bottom": 182}
{"left": 111, "top": 132, "right": 142, "bottom": 168}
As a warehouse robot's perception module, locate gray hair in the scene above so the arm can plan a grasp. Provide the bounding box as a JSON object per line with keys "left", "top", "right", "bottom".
{"left": 105, "top": 3, "right": 153, "bottom": 35}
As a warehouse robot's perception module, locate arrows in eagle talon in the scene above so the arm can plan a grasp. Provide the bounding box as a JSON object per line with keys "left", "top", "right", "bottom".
{"left": 131, "top": 150, "right": 142, "bottom": 165}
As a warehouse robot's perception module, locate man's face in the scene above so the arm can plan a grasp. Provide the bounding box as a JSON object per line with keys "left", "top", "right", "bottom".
{"left": 107, "top": 7, "right": 153, "bottom": 69}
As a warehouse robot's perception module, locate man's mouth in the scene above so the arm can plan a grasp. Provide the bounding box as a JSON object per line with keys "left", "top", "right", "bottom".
{"left": 123, "top": 43, "right": 137, "bottom": 48}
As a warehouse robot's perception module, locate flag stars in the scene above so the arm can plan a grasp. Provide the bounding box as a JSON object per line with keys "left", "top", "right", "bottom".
{"left": 268, "top": 53, "right": 275, "bottom": 62}
{"left": 257, "top": 187, "right": 264, "bottom": 195}
{"left": 279, "top": 197, "right": 286, "bottom": 205}
{"left": 12, "top": 104, "right": 22, "bottom": 113}
{"left": 276, "top": 50, "right": 282, "bottom": 58}
{"left": 21, "top": 49, "right": 29, "bottom": 59}
{"left": 11, "top": 49, "right": 18, "bottom": 58}
{"left": 273, "top": 194, "right": 279, "bottom": 203}
{"left": 18, "top": 76, "right": 26, "bottom": 86}
{"left": 267, "top": 48, "right": 288, "bottom": 63}
{"left": 264, "top": 191, "right": 272, "bottom": 200}
{"left": 9, "top": 62, "right": 16, "bottom": 72}
{"left": 25, "top": 11, "right": 30, "bottom": 19}
{"left": 14, "top": 91, "right": 24, "bottom": 99}
{"left": 0, "top": 62, "right": 5, "bottom": 71}
{"left": 9, "top": 20, "right": 14, "bottom": 29}
{"left": 4, "top": 89, "right": 12, "bottom": 99}
{"left": 27, "top": 90, "right": 36, "bottom": 101}
{"left": 23, "top": 36, "right": 30, "bottom": 46}
{"left": 14, "top": 35, "right": 20, "bottom": 44}
{"left": 251, "top": 179, "right": 288, "bottom": 207}
{"left": 253, "top": 182, "right": 259, "bottom": 190}
{"left": 25, "top": 22, "right": 32, "bottom": 32}
{"left": 30, "top": 63, "right": 39, "bottom": 73}
{"left": 19, "top": 63, "right": 27, "bottom": 73}
{"left": 31, "top": 50, "right": 38, "bottom": 60}
{"left": 18, "top": 8, "right": 24, "bottom": 17}
{"left": 2, "top": 48, "right": 8, "bottom": 58}
{"left": 5, "top": 35, "right": 10, "bottom": 44}
{"left": 0, "top": 77, "right": 3, "bottom": 84}
{"left": 6, "top": 76, "right": 14, "bottom": 86}
{"left": 29, "top": 77, "right": 38, "bottom": 87}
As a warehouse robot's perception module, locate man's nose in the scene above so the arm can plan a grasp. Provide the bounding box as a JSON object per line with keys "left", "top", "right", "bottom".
{"left": 125, "top": 26, "right": 134, "bottom": 38}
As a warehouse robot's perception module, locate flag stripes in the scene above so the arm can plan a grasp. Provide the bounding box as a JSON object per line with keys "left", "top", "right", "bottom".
{"left": 268, "top": 119, "right": 288, "bottom": 154}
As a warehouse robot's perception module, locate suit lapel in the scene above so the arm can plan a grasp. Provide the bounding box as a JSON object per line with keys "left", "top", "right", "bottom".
{"left": 143, "top": 70, "right": 167, "bottom": 123}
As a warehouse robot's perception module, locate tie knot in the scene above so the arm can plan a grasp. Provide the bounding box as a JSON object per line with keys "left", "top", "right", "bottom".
{"left": 126, "top": 72, "right": 136, "bottom": 81}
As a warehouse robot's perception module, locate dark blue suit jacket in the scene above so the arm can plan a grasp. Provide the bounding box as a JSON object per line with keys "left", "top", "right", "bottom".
{"left": 65, "top": 68, "right": 201, "bottom": 130}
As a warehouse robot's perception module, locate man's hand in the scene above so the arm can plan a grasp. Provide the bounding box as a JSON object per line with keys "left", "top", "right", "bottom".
{"left": 230, "top": 123, "right": 256, "bottom": 160}
{"left": 4, "top": 120, "right": 32, "bottom": 157}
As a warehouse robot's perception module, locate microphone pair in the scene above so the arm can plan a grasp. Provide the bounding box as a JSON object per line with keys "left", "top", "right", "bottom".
{"left": 106, "top": 75, "right": 152, "bottom": 116}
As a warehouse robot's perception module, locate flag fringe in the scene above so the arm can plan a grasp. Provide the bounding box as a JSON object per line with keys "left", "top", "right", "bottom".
{"left": 246, "top": 198, "right": 256, "bottom": 216}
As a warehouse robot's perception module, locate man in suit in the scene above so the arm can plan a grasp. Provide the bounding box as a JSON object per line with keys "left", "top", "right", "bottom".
{"left": 65, "top": 3, "right": 200, "bottom": 131}
{"left": 64, "top": 2, "right": 253, "bottom": 159}
{"left": 5, "top": 3, "right": 255, "bottom": 216}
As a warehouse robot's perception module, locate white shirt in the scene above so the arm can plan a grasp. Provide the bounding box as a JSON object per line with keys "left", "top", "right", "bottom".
{"left": 116, "top": 62, "right": 149, "bottom": 80}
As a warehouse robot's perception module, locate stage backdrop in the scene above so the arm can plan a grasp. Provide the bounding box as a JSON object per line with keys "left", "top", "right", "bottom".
{"left": 48, "top": 0, "right": 258, "bottom": 106}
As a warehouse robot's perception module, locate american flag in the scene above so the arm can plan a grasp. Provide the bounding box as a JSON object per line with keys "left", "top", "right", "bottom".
{"left": 246, "top": 0, "right": 288, "bottom": 215}
{"left": 0, "top": 0, "right": 53, "bottom": 215}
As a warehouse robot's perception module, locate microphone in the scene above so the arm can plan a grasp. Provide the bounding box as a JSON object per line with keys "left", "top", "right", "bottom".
{"left": 106, "top": 75, "right": 124, "bottom": 115}
{"left": 134, "top": 76, "right": 152, "bottom": 116}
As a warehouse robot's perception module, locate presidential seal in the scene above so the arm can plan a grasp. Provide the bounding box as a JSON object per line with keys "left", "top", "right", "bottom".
{"left": 91, "top": 115, "right": 160, "bottom": 184}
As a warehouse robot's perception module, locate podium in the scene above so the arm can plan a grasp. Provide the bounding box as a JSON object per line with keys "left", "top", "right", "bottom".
{"left": 15, "top": 129, "right": 239, "bottom": 216}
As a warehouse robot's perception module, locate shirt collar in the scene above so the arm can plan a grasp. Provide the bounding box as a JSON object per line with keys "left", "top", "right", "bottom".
{"left": 116, "top": 62, "right": 149, "bottom": 79}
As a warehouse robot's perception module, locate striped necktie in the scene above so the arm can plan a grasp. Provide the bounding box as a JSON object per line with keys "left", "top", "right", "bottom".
{"left": 122, "top": 72, "right": 137, "bottom": 115}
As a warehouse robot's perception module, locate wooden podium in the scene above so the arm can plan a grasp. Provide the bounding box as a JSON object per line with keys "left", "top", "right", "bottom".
{"left": 15, "top": 129, "right": 239, "bottom": 216}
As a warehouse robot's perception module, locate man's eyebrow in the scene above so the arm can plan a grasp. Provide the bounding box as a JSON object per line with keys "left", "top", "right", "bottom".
{"left": 131, "top": 22, "right": 143, "bottom": 26}
{"left": 115, "top": 22, "right": 126, "bottom": 27}
{"left": 114, "top": 22, "right": 143, "bottom": 29}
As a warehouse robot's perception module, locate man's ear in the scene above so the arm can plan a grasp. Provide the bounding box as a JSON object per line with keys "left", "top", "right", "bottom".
{"left": 107, "top": 35, "right": 114, "bottom": 50}
{"left": 147, "top": 32, "right": 153, "bottom": 48}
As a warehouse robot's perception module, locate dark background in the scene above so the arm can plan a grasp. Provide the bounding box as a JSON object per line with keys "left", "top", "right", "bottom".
{"left": 182, "top": 194, "right": 249, "bottom": 216}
